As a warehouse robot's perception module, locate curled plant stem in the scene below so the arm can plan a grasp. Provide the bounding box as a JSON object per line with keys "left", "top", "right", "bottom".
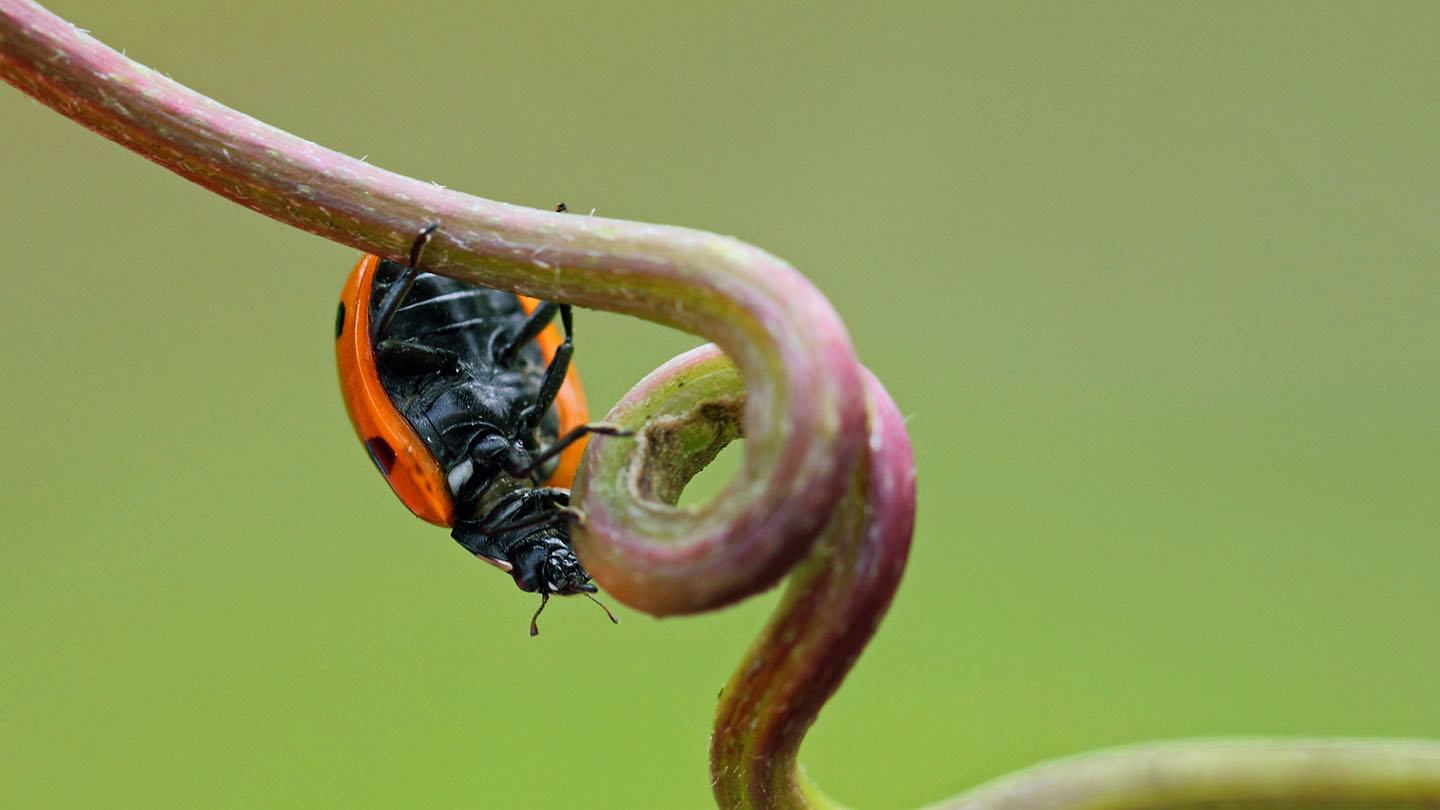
{"left": 6, "top": 3, "right": 1438, "bottom": 810}
{"left": 568, "top": 345, "right": 916, "bottom": 809}
{"left": 604, "top": 356, "right": 1440, "bottom": 810}
{"left": 0, "top": 0, "right": 867, "bottom": 618}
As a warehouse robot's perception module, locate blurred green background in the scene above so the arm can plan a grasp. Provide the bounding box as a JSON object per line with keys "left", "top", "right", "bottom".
{"left": 3, "top": 2, "right": 1437, "bottom": 808}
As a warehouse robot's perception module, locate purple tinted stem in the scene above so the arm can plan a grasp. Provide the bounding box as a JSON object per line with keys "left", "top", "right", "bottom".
{"left": 710, "top": 368, "right": 916, "bottom": 809}
{"left": 575, "top": 343, "right": 916, "bottom": 809}
{"left": 0, "top": 0, "right": 869, "bottom": 618}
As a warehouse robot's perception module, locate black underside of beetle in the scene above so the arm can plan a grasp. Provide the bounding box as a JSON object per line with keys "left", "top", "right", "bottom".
{"left": 369, "top": 260, "right": 560, "bottom": 495}
{"left": 367, "top": 260, "right": 586, "bottom": 596}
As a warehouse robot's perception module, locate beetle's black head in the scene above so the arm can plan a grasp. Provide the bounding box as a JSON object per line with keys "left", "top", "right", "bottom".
{"left": 452, "top": 517, "right": 617, "bottom": 635}
{"left": 511, "top": 533, "right": 615, "bottom": 636}
{"left": 510, "top": 533, "right": 596, "bottom": 596}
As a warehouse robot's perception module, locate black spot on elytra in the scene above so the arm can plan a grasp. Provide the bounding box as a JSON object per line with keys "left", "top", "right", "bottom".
{"left": 365, "top": 437, "right": 396, "bottom": 476}
{"left": 334, "top": 301, "right": 346, "bottom": 340}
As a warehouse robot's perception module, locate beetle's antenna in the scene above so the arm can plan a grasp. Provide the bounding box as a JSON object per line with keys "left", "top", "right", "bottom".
{"left": 585, "top": 592, "right": 620, "bottom": 625}
{"left": 529, "top": 592, "right": 550, "bottom": 637}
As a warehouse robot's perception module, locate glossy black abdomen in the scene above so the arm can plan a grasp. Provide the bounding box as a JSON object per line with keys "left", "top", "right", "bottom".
{"left": 367, "top": 261, "right": 561, "bottom": 508}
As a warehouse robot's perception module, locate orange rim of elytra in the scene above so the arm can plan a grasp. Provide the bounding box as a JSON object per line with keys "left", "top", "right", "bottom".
{"left": 336, "top": 254, "right": 590, "bottom": 527}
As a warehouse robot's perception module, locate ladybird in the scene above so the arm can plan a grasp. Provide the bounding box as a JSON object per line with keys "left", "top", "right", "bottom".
{"left": 335, "top": 223, "right": 623, "bottom": 634}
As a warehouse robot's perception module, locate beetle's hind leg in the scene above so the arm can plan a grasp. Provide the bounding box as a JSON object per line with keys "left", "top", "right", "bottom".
{"left": 370, "top": 223, "right": 439, "bottom": 341}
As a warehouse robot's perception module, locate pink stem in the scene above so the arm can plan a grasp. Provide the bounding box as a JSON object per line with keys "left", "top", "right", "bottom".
{"left": 0, "top": 0, "right": 869, "bottom": 621}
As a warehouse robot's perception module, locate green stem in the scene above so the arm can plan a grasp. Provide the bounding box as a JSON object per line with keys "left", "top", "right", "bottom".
{"left": 933, "top": 740, "right": 1440, "bottom": 810}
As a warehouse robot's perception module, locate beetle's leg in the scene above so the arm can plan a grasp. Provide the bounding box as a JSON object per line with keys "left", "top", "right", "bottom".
{"left": 486, "top": 487, "right": 570, "bottom": 524}
{"left": 375, "top": 339, "right": 460, "bottom": 375}
{"left": 451, "top": 486, "right": 575, "bottom": 581}
{"left": 452, "top": 516, "right": 511, "bottom": 560}
{"left": 510, "top": 421, "right": 633, "bottom": 478}
{"left": 518, "top": 305, "right": 574, "bottom": 432}
{"left": 483, "top": 505, "right": 581, "bottom": 536}
{"left": 370, "top": 223, "right": 439, "bottom": 341}
{"left": 486, "top": 486, "right": 569, "bottom": 515}
{"left": 454, "top": 487, "right": 571, "bottom": 547}
{"left": 498, "top": 201, "right": 572, "bottom": 359}
{"left": 498, "top": 301, "right": 558, "bottom": 362}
